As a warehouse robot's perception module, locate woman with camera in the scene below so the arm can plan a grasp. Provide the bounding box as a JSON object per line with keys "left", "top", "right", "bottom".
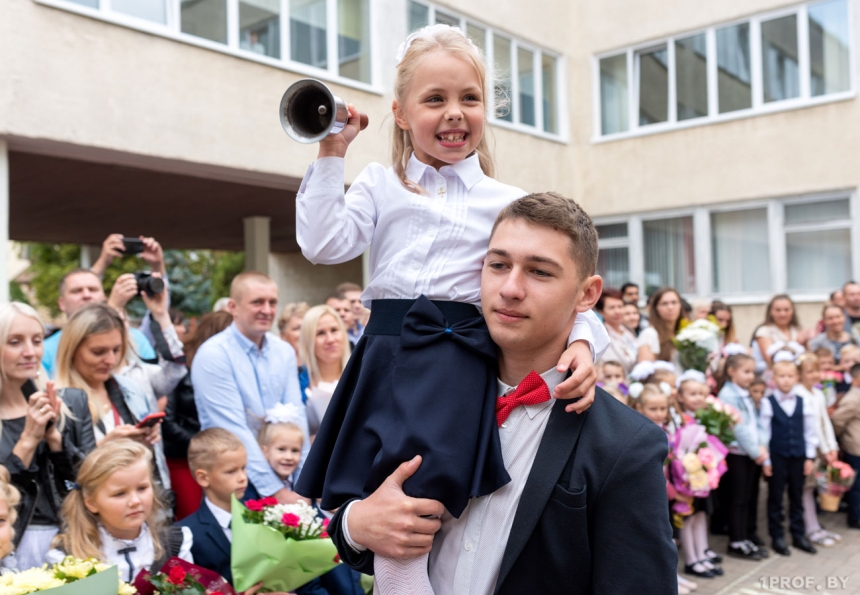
{"left": 0, "top": 302, "right": 96, "bottom": 570}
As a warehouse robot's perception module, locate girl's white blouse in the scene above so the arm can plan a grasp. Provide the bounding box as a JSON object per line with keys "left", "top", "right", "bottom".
{"left": 297, "top": 154, "right": 608, "bottom": 354}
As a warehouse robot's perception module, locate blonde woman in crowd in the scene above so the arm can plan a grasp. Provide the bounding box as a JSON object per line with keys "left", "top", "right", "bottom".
{"left": 0, "top": 302, "right": 95, "bottom": 570}
{"left": 298, "top": 305, "right": 351, "bottom": 438}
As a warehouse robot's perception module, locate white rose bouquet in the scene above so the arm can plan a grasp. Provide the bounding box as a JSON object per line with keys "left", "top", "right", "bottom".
{"left": 674, "top": 319, "right": 720, "bottom": 373}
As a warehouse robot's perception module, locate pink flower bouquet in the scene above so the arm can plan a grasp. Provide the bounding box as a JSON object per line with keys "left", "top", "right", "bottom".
{"left": 668, "top": 422, "right": 728, "bottom": 516}
{"left": 695, "top": 395, "right": 740, "bottom": 447}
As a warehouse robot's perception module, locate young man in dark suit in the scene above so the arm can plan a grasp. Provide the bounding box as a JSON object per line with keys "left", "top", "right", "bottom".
{"left": 327, "top": 192, "right": 678, "bottom": 594}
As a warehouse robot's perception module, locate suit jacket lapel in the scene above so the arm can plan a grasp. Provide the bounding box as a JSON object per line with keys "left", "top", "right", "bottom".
{"left": 494, "top": 399, "right": 588, "bottom": 593}
{"left": 198, "top": 501, "right": 232, "bottom": 557}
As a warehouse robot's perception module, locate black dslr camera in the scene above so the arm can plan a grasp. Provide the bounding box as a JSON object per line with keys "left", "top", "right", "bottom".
{"left": 134, "top": 272, "right": 165, "bottom": 297}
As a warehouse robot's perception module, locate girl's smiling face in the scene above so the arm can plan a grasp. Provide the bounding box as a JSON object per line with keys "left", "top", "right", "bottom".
{"left": 262, "top": 427, "right": 304, "bottom": 481}
{"left": 393, "top": 51, "right": 485, "bottom": 170}
{"left": 678, "top": 381, "right": 708, "bottom": 413}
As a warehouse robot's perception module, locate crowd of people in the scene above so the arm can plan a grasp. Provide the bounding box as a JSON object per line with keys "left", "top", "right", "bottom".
{"left": 5, "top": 20, "right": 858, "bottom": 595}
{"left": 593, "top": 281, "right": 860, "bottom": 594}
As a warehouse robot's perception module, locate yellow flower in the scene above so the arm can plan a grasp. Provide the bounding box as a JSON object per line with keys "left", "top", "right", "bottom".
{"left": 689, "top": 471, "right": 709, "bottom": 491}
{"left": 682, "top": 452, "right": 703, "bottom": 474}
{"left": 118, "top": 581, "right": 137, "bottom": 595}
{"left": 4, "top": 567, "right": 66, "bottom": 594}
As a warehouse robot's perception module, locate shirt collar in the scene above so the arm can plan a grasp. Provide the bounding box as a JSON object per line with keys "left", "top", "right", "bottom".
{"left": 404, "top": 152, "right": 484, "bottom": 191}
{"left": 497, "top": 368, "right": 563, "bottom": 419}
{"left": 774, "top": 388, "right": 795, "bottom": 402}
{"left": 205, "top": 497, "right": 232, "bottom": 530}
{"left": 230, "top": 322, "right": 268, "bottom": 355}
{"left": 99, "top": 522, "right": 150, "bottom": 549}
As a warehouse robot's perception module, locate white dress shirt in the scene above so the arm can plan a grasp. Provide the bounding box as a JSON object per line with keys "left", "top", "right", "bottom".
{"left": 427, "top": 368, "right": 565, "bottom": 595}
{"left": 759, "top": 389, "right": 819, "bottom": 460}
{"left": 205, "top": 497, "right": 233, "bottom": 542}
{"left": 794, "top": 383, "right": 839, "bottom": 455}
{"left": 296, "top": 155, "right": 609, "bottom": 358}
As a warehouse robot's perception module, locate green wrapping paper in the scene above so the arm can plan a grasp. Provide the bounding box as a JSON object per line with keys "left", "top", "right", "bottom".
{"left": 230, "top": 496, "right": 340, "bottom": 592}
{"left": 45, "top": 565, "right": 119, "bottom": 595}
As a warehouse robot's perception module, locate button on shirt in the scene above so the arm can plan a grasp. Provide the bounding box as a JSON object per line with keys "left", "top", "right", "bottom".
{"left": 191, "top": 323, "right": 310, "bottom": 497}
{"left": 296, "top": 155, "right": 609, "bottom": 357}
{"left": 428, "top": 368, "right": 564, "bottom": 595}
{"left": 759, "top": 389, "right": 819, "bottom": 460}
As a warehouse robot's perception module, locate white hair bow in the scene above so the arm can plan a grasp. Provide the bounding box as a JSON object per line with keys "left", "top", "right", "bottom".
{"left": 628, "top": 382, "right": 645, "bottom": 400}
{"left": 653, "top": 360, "right": 675, "bottom": 372}
{"left": 722, "top": 343, "right": 748, "bottom": 356}
{"left": 772, "top": 351, "right": 798, "bottom": 364}
{"left": 676, "top": 369, "right": 707, "bottom": 388}
{"left": 630, "top": 361, "right": 655, "bottom": 381}
{"left": 658, "top": 382, "right": 673, "bottom": 396}
{"left": 264, "top": 402, "right": 304, "bottom": 426}
{"left": 396, "top": 24, "right": 477, "bottom": 64}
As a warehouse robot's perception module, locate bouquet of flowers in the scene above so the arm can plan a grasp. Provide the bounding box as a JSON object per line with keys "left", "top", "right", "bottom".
{"left": 674, "top": 319, "right": 720, "bottom": 373}
{"left": 134, "top": 558, "right": 236, "bottom": 595}
{"left": 695, "top": 395, "right": 741, "bottom": 446}
{"left": 231, "top": 496, "right": 340, "bottom": 592}
{"left": 667, "top": 422, "right": 728, "bottom": 518}
{"left": 0, "top": 557, "right": 133, "bottom": 595}
{"left": 816, "top": 461, "right": 858, "bottom": 511}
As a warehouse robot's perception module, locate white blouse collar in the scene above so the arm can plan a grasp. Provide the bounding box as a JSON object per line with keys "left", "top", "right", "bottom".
{"left": 404, "top": 152, "right": 484, "bottom": 191}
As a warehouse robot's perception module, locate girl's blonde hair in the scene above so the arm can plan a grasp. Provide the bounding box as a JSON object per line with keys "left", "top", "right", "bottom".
{"left": 796, "top": 352, "right": 820, "bottom": 374}
{"left": 54, "top": 439, "right": 165, "bottom": 560}
{"left": 0, "top": 302, "right": 69, "bottom": 437}
{"left": 636, "top": 384, "right": 669, "bottom": 415}
{"left": 392, "top": 27, "right": 496, "bottom": 193}
{"left": 0, "top": 465, "right": 21, "bottom": 540}
{"left": 277, "top": 302, "right": 310, "bottom": 335}
{"left": 299, "top": 305, "right": 351, "bottom": 386}
{"left": 55, "top": 303, "right": 127, "bottom": 422}
{"left": 258, "top": 421, "right": 304, "bottom": 448}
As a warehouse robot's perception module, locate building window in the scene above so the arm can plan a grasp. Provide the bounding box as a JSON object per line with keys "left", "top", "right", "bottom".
{"left": 784, "top": 199, "right": 852, "bottom": 291}
{"left": 643, "top": 216, "right": 696, "bottom": 295}
{"left": 637, "top": 45, "right": 669, "bottom": 125}
{"left": 594, "top": 193, "right": 855, "bottom": 300}
{"left": 596, "top": 223, "right": 630, "bottom": 290}
{"left": 44, "top": 0, "right": 373, "bottom": 86}
{"left": 407, "top": 0, "right": 564, "bottom": 137}
{"left": 809, "top": 0, "right": 851, "bottom": 96}
{"left": 675, "top": 34, "right": 708, "bottom": 121}
{"left": 599, "top": 54, "right": 628, "bottom": 135}
{"left": 711, "top": 208, "right": 771, "bottom": 294}
{"left": 761, "top": 14, "right": 800, "bottom": 103}
{"left": 716, "top": 23, "right": 752, "bottom": 113}
{"left": 596, "top": 0, "right": 853, "bottom": 138}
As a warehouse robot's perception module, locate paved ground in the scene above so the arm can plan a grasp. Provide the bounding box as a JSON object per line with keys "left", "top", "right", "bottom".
{"left": 679, "top": 496, "right": 860, "bottom": 595}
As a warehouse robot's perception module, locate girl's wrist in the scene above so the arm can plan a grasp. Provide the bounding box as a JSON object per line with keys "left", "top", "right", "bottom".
{"left": 317, "top": 145, "right": 346, "bottom": 159}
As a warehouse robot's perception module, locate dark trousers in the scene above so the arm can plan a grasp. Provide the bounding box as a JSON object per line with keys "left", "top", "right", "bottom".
{"left": 767, "top": 455, "right": 805, "bottom": 540}
{"left": 747, "top": 464, "right": 762, "bottom": 538}
{"left": 845, "top": 453, "right": 860, "bottom": 525}
{"left": 726, "top": 454, "right": 758, "bottom": 542}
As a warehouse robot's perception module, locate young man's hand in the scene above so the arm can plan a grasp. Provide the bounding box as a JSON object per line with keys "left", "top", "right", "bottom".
{"left": 554, "top": 339, "right": 595, "bottom": 414}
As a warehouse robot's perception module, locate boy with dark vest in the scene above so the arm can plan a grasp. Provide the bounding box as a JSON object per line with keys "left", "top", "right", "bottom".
{"left": 760, "top": 360, "right": 819, "bottom": 556}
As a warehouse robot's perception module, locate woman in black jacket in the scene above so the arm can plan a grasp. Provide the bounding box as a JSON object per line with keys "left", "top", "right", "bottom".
{"left": 0, "top": 302, "right": 96, "bottom": 570}
{"left": 163, "top": 311, "right": 232, "bottom": 520}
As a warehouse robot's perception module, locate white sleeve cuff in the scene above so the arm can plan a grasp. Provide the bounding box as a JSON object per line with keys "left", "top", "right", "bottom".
{"left": 341, "top": 500, "right": 368, "bottom": 553}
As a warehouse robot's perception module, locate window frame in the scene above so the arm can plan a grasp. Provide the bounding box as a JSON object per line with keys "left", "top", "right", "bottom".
{"left": 34, "top": 0, "right": 381, "bottom": 93}
{"left": 594, "top": 190, "right": 860, "bottom": 304}
{"left": 407, "top": 0, "right": 568, "bottom": 142}
{"left": 592, "top": 0, "right": 855, "bottom": 142}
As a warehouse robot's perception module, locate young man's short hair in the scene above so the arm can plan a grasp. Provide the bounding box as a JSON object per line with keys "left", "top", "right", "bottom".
{"left": 187, "top": 428, "right": 245, "bottom": 474}
{"left": 336, "top": 282, "right": 362, "bottom": 294}
{"left": 230, "top": 271, "right": 275, "bottom": 301}
{"left": 621, "top": 282, "right": 638, "bottom": 294}
{"left": 491, "top": 192, "right": 598, "bottom": 279}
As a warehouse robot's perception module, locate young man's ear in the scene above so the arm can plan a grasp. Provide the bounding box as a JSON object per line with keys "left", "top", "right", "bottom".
{"left": 575, "top": 275, "right": 603, "bottom": 314}
{"left": 194, "top": 468, "right": 211, "bottom": 490}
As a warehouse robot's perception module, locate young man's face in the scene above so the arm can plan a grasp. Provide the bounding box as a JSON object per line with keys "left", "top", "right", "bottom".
{"left": 58, "top": 271, "right": 106, "bottom": 316}
{"left": 228, "top": 280, "right": 278, "bottom": 342}
{"left": 623, "top": 286, "right": 639, "bottom": 304}
{"left": 481, "top": 219, "right": 601, "bottom": 362}
{"left": 343, "top": 290, "right": 364, "bottom": 321}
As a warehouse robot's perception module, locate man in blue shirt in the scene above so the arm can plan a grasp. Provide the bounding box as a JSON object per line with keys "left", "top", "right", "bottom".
{"left": 42, "top": 268, "right": 156, "bottom": 376}
{"left": 191, "top": 271, "right": 310, "bottom": 504}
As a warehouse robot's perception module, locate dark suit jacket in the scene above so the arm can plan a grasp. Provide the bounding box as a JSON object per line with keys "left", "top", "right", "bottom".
{"left": 177, "top": 501, "right": 233, "bottom": 584}
{"left": 329, "top": 388, "right": 678, "bottom": 594}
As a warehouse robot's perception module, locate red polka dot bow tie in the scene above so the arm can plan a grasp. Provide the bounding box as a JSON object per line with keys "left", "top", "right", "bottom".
{"left": 496, "top": 370, "right": 552, "bottom": 426}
